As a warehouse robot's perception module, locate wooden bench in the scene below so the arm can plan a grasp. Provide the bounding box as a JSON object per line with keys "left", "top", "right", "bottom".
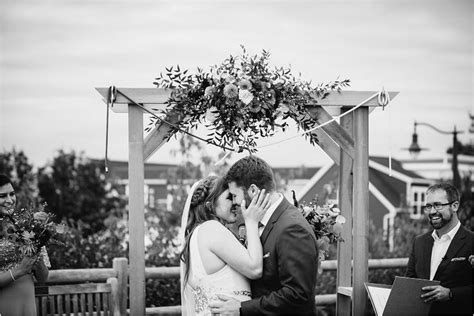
{"left": 35, "top": 278, "right": 120, "bottom": 316}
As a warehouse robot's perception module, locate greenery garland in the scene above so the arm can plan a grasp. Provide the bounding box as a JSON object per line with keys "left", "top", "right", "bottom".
{"left": 151, "top": 46, "right": 350, "bottom": 153}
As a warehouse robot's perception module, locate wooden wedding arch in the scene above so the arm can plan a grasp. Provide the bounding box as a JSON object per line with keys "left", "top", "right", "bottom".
{"left": 97, "top": 87, "right": 398, "bottom": 316}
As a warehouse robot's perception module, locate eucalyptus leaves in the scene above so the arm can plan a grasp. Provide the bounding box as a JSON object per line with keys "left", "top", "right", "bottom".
{"left": 152, "top": 46, "right": 350, "bottom": 152}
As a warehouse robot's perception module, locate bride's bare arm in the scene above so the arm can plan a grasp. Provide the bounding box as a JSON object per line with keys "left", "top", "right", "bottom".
{"left": 206, "top": 190, "right": 270, "bottom": 279}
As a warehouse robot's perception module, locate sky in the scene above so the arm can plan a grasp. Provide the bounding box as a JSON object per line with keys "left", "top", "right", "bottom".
{"left": 1, "top": 0, "right": 473, "bottom": 168}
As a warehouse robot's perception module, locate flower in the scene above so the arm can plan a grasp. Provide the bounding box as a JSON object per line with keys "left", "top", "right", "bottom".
{"left": 223, "top": 84, "right": 239, "bottom": 98}
{"left": 298, "top": 198, "right": 345, "bottom": 272}
{"left": 204, "top": 86, "right": 216, "bottom": 98}
{"left": 10, "top": 203, "right": 66, "bottom": 256}
{"left": 22, "top": 231, "right": 35, "bottom": 240}
{"left": 263, "top": 89, "right": 276, "bottom": 106}
{"left": 238, "top": 89, "right": 254, "bottom": 105}
{"left": 153, "top": 47, "right": 350, "bottom": 152}
{"left": 248, "top": 101, "right": 261, "bottom": 113}
{"left": 33, "top": 211, "right": 49, "bottom": 222}
{"left": 238, "top": 79, "right": 252, "bottom": 90}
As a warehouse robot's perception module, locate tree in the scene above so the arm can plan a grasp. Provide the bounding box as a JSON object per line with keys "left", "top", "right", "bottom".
{"left": 37, "top": 150, "right": 125, "bottom": 236}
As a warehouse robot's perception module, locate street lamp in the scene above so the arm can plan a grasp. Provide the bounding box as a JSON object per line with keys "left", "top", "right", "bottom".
{"left": 406, "top": 121, "right": 462, "bottom": 190}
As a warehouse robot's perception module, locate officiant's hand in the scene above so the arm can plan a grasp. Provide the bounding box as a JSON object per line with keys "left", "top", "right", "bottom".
{"left": 209, "top": 294, "right": 240, "bottom": 315}
{"left": 421, "top": 285, "right": 451, "bottom": 303}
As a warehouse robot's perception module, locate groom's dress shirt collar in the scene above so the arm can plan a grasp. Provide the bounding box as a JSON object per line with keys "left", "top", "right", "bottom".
{"left": 259, "top": 193, "right": 283, "bottom": 235}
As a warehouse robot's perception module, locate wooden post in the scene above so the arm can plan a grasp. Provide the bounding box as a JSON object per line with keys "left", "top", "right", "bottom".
{"left": 128, "top": 105, "right": 145, "bottom": 315}
{"left": 352, "top": 107, "right": 369, "bottom": 316}
{"left": 113, "top": 257, "right": 129, "bottom": 316}
{"left": 107, "top": 277, "right": 121, "bottom": 316}
{"left": 336, "top": 108, "right": 353, "bottom": 316}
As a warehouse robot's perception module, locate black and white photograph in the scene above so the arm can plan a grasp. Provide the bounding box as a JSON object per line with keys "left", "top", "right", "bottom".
{"left": 1, "top": 1, "right": 472, "bottom": 315}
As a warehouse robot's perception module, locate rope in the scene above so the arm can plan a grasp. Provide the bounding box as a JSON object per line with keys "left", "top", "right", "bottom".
{"left": 104, "top": 86, "right": 391, "bottom": 168}
{"left": 258, "top": 89, "right": 390, "bottom": 149}
{"left": 104, "top": 86, "right": 116, "bottom": 173}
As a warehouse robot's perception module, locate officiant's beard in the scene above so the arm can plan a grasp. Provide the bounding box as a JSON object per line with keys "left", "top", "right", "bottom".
{"left": 429, "top": 212, "right": 453, "bottom": 230}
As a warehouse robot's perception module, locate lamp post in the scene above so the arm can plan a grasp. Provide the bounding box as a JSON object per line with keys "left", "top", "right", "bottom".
{"left": 407, "top": 121, "right": 462, "bottom": 189}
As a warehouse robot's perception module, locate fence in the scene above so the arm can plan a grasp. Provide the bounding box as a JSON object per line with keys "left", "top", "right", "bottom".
{"left": 44, "top": 257, "right": 408, "bottom": 315}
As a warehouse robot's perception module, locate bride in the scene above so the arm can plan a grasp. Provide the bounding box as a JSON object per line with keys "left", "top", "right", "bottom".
{"left": 179, "top": 175, "right": 270, "bottom": 315}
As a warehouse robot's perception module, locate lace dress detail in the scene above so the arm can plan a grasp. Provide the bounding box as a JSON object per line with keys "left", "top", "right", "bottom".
{"left": 186, "top": 223, "right": 251, "bottom": 315}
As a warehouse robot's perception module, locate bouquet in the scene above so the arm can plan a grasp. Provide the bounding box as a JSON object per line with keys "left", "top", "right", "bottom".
{"left": 10, "top": 203, "right": 67, "bottom": 256}
{"left": 299, "top": 199, "right": 346, "bottom": 273}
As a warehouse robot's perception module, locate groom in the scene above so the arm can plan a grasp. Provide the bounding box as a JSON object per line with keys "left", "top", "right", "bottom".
{"left": 210, "top": 155, "right": 319, "bottom": 315}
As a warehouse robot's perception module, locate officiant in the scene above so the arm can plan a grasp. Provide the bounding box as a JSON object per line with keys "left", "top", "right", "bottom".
{"left": 406, "top": 183, "right": 473, "bottom": 316}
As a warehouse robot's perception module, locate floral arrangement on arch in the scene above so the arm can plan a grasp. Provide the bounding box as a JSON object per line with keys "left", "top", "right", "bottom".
{"left": 0, "top": 203, "right": 66, "bottom": 270}
{"left": 299, "top": 198, "right": 346, "bottom": 273}
{"left": 151, "top": 46, "right": 350, "bottom": 152}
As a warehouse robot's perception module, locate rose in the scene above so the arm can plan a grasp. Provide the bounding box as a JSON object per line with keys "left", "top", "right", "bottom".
{"left": 238, "top": 90, "right": 254, "bottom": 105}
{"left": 33, "top": 211, "right": 49, "bottom": 222}
{"left": 223, "top": 84, "right": 238, "bottom": 98}
{"left": 204, "top": 86, "right": 216, "bottom": 98}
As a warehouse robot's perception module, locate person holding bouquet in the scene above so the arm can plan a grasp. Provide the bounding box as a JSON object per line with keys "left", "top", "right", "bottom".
{"left": 0, "top": 174, "right": 49, "bottom": 316}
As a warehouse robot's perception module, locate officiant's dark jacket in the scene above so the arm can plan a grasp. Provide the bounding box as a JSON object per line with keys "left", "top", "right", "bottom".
{"left": 240, "top": 197, "right": 319, "bottom": 315}
{"left": 406, "top": 226, "right": 473, "bottom": 316}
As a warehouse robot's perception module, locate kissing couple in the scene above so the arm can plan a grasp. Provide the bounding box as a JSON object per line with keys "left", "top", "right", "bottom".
{"left": 179, "top": 155, "right": 319, "bottom": 315}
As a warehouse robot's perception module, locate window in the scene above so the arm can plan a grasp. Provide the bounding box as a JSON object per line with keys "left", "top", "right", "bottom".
{"left": 148, "top": 188, "right": 155, "bottom": 208}
{"left": 411, "top": 186, "right": 426, "bottom": 218}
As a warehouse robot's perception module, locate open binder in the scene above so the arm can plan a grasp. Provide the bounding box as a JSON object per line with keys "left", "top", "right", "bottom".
{"left": 365, "top": 276, "right": 440, "bottom": 316}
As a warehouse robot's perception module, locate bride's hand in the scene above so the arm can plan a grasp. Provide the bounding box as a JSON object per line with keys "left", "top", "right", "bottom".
{"left": 241, "top": 189, "right": 271, "bottom": 224}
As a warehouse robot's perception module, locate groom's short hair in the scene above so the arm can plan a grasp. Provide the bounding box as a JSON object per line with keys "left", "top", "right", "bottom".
{"left": 225, "top": 155, "right": 276, "bottom": 191}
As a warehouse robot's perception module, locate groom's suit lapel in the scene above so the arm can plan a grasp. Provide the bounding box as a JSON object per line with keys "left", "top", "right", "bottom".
{"left": 260, "top": 198, "right": 290, "bottom": 245}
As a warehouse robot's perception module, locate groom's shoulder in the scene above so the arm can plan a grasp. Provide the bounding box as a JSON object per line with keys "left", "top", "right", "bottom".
{"left": 278, "top": 201, "right": 311, "bottom": 227}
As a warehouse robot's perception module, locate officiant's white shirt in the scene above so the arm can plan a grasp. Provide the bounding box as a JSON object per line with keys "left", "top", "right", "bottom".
{"left": 259, "top": 193, "right": 283, "bottom": 236}
{"left": 429, "top": 221, "right": 460, "bottom": 280}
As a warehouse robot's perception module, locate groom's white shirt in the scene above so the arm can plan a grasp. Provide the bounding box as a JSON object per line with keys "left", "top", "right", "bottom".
{"left": 259, "top": 193, "right": 283, "bottom": 236}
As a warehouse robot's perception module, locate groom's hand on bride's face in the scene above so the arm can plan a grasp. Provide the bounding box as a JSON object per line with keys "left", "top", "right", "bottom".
{"left": 209, "top": 294, "right": 241, "bottom": 315}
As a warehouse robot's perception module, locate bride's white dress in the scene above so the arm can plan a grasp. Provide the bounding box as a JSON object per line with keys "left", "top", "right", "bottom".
{"left": 183, "top": 223, "right": 251, "bottom": 315}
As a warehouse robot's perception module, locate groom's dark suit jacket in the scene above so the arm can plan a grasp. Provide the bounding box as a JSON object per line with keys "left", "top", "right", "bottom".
{"left": 406, "top": 226, "right": 473, "bottom": 316}
{"left": 240, "top": 197, "right": 319, "bottom": 315}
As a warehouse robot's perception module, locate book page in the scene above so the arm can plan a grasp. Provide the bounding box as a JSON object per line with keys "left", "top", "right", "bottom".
{"left": 367, "top": 286, "right": 391, "bottom": 316}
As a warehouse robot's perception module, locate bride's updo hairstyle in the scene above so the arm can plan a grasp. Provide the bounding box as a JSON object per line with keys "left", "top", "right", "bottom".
{"left": 181, "top": 175, "right": 228, "bottom": 283}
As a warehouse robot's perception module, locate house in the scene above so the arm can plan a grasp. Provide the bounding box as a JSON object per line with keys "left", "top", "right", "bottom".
{"left": 295, "top": 156, "right": 433, "bottom": 250}
{"left": 102, "top": 160, "right": 178, "bottom": 211}
{"left": 399, "top": 154, "right": 474, "bottom": 184}
{"left": 102, "top": 160, "right": 318, "bottom": 212}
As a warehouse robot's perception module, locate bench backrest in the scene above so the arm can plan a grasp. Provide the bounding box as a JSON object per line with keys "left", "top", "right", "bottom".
{"left": 35, "top": 280, "right": 119, "bottom": 316}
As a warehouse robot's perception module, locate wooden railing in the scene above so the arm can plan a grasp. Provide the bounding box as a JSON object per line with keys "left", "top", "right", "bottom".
{"left": 43, "top": 257, "right": 408, "bottom": 315}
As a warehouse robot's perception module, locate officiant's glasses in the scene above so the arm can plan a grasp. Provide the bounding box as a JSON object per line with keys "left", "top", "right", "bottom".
{"left": 423, "top": 201, "right": 455, "bottom": 212}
